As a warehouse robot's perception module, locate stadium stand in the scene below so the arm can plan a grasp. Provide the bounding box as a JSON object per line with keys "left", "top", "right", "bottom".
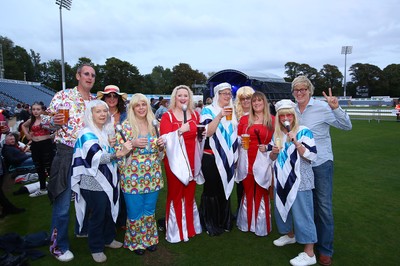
{"left": 206, "top": 69, "right": 293, "bottom": 102}
{"left": 0, "top": 79, "right": 55, "bottom": 108}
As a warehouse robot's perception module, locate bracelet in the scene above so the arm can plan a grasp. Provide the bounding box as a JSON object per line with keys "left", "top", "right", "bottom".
{"left": 110, "top": 153, "right": 118, "bottom": 160}
{"left": 296, "top": 143, "right": 302, "bottom": 148}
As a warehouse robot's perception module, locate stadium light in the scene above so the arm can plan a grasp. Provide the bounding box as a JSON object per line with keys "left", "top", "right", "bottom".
{"left": 55, "top": 0, "right": 72, "bottom": 90}
{"left": 341, "top": 46, "right": 352, "bottom": 97}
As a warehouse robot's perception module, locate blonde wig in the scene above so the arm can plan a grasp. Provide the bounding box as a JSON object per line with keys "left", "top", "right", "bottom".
{"left": 169, "top": 85, "right": 195, "bottom": 112}
{"left": 274, "top": 107, "right": 299, "bottom": 144}
{"left": 127, "top": 93, "right": 156, "bottom": 139}
{"left": 235, "top": 86, "right": 255, "bottom": 119}
{"left": 247, "top": 91, "right": 273, "bottom": 130}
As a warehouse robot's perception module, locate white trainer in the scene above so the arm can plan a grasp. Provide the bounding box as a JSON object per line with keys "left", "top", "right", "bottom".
{"left": 92, "top": 252, "right": 107, "bottom": 263}
{"left": 273, "top": 235, "right": 296, "bottom": 246}
{"left": 56, "top": 250, "right": 74, "bottom": 262}
{"left": 105, "top": 240, "right": 123, "bottom": 249}
{"left": 29, "top": 189, "right": 48, "bottom": 197}
{"left": 290, "top": 252, "right": 317, "bottom": 266}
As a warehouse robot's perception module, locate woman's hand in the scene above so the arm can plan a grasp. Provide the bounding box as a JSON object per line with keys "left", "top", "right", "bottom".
{"left": 258, "top": 144, "right": 267, "bottom": 152}
{"left": 118, "top": 140, "right": 133, "bottom": 157}
{"left": 156, "top": 137, "right": 165, "bottom": 148}
{"left": 134, "top": 137, "right": 148, "bottom": 149}
{"left": 269, "top": 145, "right": 280, "bottom": 160}
{"left": 287, "top": 131, "right": 297, "bottom": 143}
{"left": 108, "top": 136, "right": 117, "bottom": 147}
{"left": 179, "top": 122, "right": 190, "bottom": 134}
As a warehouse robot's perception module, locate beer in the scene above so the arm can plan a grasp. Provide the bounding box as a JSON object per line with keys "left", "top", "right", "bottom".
{"left": 224, "top": 106, "right": 233, "bottom": 121}
{"left": 242, "top": 134, "right": 250, "bottom": 150}
{"left": 197, "top": 125, "right": 206, "bottom": 142}
{"left": 275, "top": 137, "right": 282, "bottom": 149}
{"left": 58, "top": 104, "right": 69, "bottom": 124}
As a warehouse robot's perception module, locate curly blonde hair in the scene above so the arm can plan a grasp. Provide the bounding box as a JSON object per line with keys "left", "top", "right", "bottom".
{"left": 126, "top": 93, "right": 156, "bottom": 139}
{"left": 235, "top": 86, "right": 255, "bottom": 119}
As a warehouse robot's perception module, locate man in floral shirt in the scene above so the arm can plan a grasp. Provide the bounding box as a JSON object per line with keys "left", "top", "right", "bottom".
{"left": 47, "top": 63, "right": 96, "bottom": 262}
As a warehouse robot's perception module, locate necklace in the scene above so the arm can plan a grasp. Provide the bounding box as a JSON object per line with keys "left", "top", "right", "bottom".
{"left": 110, "top": 110, "right": 118, "bottom": 117}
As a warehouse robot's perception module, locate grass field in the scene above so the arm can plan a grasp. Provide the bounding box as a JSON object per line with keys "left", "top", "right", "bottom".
{"left": 1, "top": 120, "right": 399, "bottom": 265}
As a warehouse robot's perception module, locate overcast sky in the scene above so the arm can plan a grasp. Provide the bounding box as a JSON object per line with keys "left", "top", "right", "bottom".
{"left": 1, "top": 0, "right": 399, "bottom": 79}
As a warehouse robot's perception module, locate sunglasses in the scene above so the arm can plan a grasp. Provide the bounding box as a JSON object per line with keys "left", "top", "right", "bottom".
{"left": 105, "top": 93, "right": 119, "bottom": 99}
{"left": 81, "top": 72, "right": 96, "bottom": 78}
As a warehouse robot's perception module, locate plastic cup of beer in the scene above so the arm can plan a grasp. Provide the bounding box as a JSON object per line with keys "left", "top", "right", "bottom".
{"left": 58, "top": 104, "right": 69, "bottom": 124}
{"left": 197, "top": 124, "right": 206, "bottom": 142}
{"left": 275, "top": 137, "right": 282, "bottom": 149}
{"left": 242, "top": 134, "right": 250, "bottom": 150}
{"left": 224, "top": 106, "right": 233, "bottom": 121}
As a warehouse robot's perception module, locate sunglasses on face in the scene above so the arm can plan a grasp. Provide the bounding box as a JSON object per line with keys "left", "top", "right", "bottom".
{"left": 105, "top": 93, "right": 119, "bottom": 99}
{"left": 81, "top": 72, "right": 96, "bottom": 78}
{"left": 279, "top": 114, "right": 294, "bottom": 119}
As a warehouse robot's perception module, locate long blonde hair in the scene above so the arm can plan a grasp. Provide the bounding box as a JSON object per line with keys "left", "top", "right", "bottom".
{"left": 235, "top": 86, "right": 255, "bottom": 119}
{"left": 247, "top": 91, "right": 273, "bottom": 129}
{"left": 169, "top": 85, "right": 195, "bottom": 112}
{"left": 126, "top": 93, "right": 156, "bottom": 138}
{"left": 274, "top": 107, "right": 299, "bottom": 143}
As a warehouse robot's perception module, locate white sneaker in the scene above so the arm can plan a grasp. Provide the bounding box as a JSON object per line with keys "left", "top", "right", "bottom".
{"left": 105, "top": 240, "right": 123, "bottom": 249}
{"left": 56, "top": 250, "right": 74, "bottom": 262}
{"left": 290, "top": 252, "right": 317, "bottom": 266}
{"left": 273, "top": 235, "right": 296, "bottom": 246}
{"left": 92, "top": 252, "right": 107, "bottom": 263}
{"left": 75, "top": 234, "right": 88, "bottom": 238}
{"left": 29, "top": 189, "right": 48, "bottom": 197}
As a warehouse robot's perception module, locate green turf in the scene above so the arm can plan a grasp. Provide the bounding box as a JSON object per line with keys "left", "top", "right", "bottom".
{"left": 1, "top": 120, "right": 399, "bottom": 265}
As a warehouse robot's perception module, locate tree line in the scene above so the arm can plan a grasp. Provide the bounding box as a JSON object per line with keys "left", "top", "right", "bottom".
{"left": 1, "top": 36, "right": 399, "bottom": 97}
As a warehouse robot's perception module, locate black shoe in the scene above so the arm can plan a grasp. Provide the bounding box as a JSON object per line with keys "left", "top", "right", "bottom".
{"left": 7, "top": 207, "right": 26, "bottom": 214}
{"left": 0, "top": 208, "right": 25, "bottom": 218}
{"left": 146, "top": 245, "right": 157, "bottom": 252}
{"left": 134, "top": 249, "right": 145, "bottom": 255}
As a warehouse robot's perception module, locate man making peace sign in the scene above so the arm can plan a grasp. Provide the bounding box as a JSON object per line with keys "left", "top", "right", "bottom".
{"left": 291, "top": 76, "right": 352, "bottom": 266}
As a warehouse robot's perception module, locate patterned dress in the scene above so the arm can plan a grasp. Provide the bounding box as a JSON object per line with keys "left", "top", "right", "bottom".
{"left": 116, "top": 122, "right": 164, "bottom": 251}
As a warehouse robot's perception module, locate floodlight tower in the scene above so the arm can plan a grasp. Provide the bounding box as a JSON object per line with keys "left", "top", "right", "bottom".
{"left": 0, "top": 44, "right": 4, "bottom": 79}
{"left": 341, "top": 46, "right": 352, "bottom": 97}
{"left": 55, "top": 0, "right": 72, "bottom": 90}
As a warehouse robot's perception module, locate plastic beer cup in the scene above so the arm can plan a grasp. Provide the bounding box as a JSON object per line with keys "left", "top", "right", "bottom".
{"left": 242, "top": 134, "right": 250, "bottom": 150}
{"left": 224, "top": 106, "right": 233, "bottom": 121}
{"left": 58, "top": 104, "right": 69, "bottom": 124}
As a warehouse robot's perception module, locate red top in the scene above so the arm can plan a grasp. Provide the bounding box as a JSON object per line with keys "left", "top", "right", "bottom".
{"left": 238, "top": 115, "right": 275, "bottom": 174}
{"left": 160, "top": 110, "right": 200, "bottom": 173}
{"left": 31, "top": 124, "right": 51, "bottom": 137}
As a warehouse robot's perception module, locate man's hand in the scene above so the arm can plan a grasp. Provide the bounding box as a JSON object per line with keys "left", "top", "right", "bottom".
{"left": 322, "top": 88, "right": 339, "bottom": 110}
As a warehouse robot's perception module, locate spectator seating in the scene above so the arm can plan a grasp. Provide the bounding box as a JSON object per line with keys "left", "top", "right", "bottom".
{"left": 0, "top": 80, "right": 55, "bottom": 107}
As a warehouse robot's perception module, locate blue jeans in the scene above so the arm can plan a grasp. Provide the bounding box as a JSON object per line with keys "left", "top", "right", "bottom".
{"left": 19, "top": 157, "right": 34, "bottom": 168}
{"left": 81, "top": 189, "right": 116, "bottom": 253}
{"left": 313, "top": 160, "right": 334, "bottom": 256}
{"left": 50, "top": 171, "right": 72, "bottom": 253}
{"left": 49, "top": 144, "right": 73, "bottom": 255}
{"left": 275, "top": 190, "right": 317, "bottom": 244}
